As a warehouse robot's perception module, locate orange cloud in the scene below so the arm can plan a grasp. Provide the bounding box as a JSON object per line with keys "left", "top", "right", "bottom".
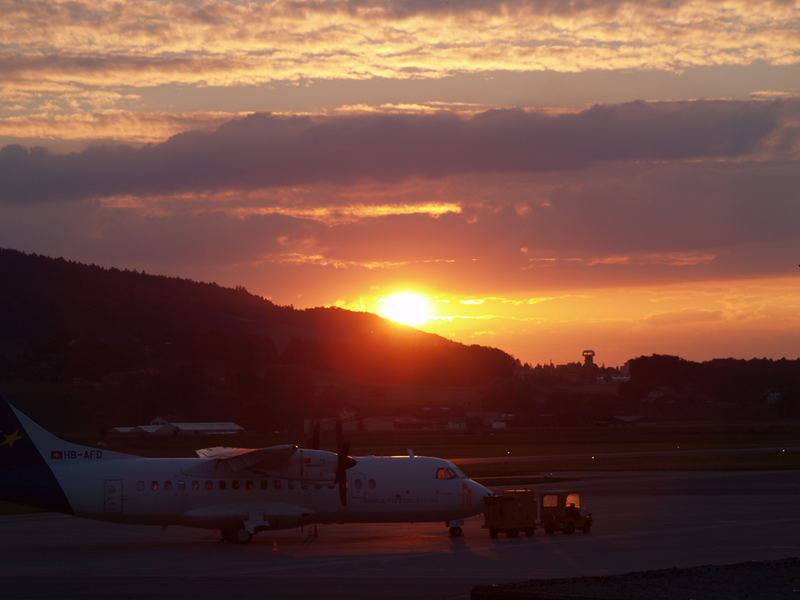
{"left": 528, "top": 252, "right": 718, "bottom": 268}
{"left": 2, "top": 0, "right": 799, "bottom": 120}
{"left": 235, "top": 202, "right": 461, "bottom": 225}
{"left": 0, "top": 111, "right": 243, "bottom": 143}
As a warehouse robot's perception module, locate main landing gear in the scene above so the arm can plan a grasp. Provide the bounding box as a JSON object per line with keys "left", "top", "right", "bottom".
{"left": 447, "top": 519, "right": 464, "bottom": 537}
{"left": 221, "top": 527, "right": 253, "bottom": 544}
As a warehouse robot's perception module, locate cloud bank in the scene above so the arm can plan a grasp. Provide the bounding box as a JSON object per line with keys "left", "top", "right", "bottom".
{"left": 2, "top": 99, "right": 797, "bottom": 204}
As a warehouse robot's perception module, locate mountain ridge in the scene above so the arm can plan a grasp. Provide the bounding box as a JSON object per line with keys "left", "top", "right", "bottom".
{"left": 0, "top": 248, "right": 518, "bottom": 428}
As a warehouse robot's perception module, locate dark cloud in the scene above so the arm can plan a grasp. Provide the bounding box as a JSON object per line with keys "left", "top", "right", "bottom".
{"left": 0, "top": 54, "right": 238, "bottom": 79}
{"left": 2, "top": 99, "right": 796, "bottom": 204}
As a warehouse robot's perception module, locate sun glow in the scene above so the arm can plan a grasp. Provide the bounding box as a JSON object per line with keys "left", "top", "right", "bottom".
{"left": 378, "top": 292, "right": 432, "bottom": 327}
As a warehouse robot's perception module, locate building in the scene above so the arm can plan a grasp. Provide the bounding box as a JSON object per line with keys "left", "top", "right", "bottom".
{"left": 109, "top": 418, "right": 244, "bottom": 438}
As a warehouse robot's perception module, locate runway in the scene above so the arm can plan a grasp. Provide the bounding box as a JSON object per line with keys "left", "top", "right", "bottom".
{"left": 1, "top": 470, "right": 798, "bottom": 599}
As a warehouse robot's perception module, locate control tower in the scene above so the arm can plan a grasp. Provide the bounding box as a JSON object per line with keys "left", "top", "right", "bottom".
{"left": 582, "top": 350, "right": 596, "bottom": 368}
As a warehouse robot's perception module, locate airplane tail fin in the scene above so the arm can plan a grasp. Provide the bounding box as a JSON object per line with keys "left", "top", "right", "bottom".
{"left": 0, "top": 393, "right": 74, "bottom": 513}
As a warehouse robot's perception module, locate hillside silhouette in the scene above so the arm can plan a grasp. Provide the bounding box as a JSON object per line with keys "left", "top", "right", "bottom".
{"left": 1, "top": 249, "right": 796, "bottom": 432}
{"left": 0, "top": 248, "right": 518, "bottom": 429}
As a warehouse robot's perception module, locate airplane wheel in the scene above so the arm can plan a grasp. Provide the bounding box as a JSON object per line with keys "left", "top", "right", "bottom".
{"left": 235, "top": 528, "right": 253, "bottom": 544}
{"left": 449, "top": 526, "right": 463, "bottom": 537}
{"left": 223, "top": 528, "right": 253, "bottom": 544}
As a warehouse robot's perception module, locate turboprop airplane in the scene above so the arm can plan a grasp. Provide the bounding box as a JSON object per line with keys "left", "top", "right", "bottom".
{"left": 0, "top": 395, "right": 491, "bottom": 543}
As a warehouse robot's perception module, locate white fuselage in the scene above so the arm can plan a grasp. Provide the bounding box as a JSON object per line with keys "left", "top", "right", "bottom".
{"left": 52, "top": 453, "right": 488, "bottom": 532}
{"left": 3, "top": 401, "right": 490, "bottom": 536}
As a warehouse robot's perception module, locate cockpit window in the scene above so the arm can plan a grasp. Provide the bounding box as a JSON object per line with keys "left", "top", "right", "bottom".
{"left": 437, "top": 466, "right": 465, "bottom": 479}
{"left": 451, "top": 465, "right": 467, "bottom": 479}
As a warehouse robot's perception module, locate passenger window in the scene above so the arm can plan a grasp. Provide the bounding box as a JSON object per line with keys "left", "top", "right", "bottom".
{"left": 205, "top": 480, "right": 213, "bottom": 491}
{"left": 274, "top": 480, "right": 282, "bottom": 490}
{"left": 232, "top": 480, "right": 240, "bottom": 490}
{"left": 191, "top": 481, "right": 199, "bottom": 491}
{"left": 164, "top": 481, "right": 173, "bottom": 491}
{"left": 368, "top": 479, "right": 376, "bottom": 489}
{"left": 260, "top": 480, "right": 268, "bottom": 490}
{"left": 151, "top": 481, "right": 159, "bottom": 491}
{"left": 136, "top": 481, "right": 145, "bottom": 492}
{"left": 219, "top": 480, "right": 226, "bottom": 490}
{"left": 177, "top": 481, "right": 186, "bottom": 491}
{"left": 246, "top": 480, "right": 254, "bottom": 490}
{"left": 436, "top": 468, "right": 446, "bottom": 480}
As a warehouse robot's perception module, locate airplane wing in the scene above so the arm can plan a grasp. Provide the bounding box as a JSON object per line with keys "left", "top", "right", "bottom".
{"left": 192, "top": 444, "right": 298, "bottom": 474}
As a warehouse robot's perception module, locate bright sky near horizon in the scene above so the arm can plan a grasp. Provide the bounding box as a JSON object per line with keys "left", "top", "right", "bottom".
{"left": 2, "top": 0, "right": 799, "bottom": 366}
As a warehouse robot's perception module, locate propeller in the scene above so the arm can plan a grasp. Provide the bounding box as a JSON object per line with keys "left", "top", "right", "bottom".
{"left": 305, "top": 417, "right": 355, "bottom": 506}
{"left": 334, "top": 440, "right": 357, "bottom": 507}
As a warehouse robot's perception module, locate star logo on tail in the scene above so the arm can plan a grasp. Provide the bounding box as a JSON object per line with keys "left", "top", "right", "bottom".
{"left": 0, "top": 429, "right": 22, "bottom": 448}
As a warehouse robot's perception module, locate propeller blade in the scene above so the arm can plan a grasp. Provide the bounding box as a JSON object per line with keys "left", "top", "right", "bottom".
{"left": 310, "top": 422, "right": 320, "bottom": 450}
{"left": 334, "top": 440, "right": 357, "bottom": 507}
{"left": 335, "top": 419, "right": 343, "bottom": 450}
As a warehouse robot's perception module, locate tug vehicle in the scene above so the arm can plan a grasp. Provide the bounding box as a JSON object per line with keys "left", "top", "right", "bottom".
{"left": 482, "top": 488, "right": 592, "bottom": 537}
{"left": 539, "top": 490, "right": 592, "bottom": 534}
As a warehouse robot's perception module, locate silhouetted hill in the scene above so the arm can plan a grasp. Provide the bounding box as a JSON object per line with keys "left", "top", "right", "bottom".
{"left": 0, "top": 248, "right": 518, "bottom": 428}
{"left": 5, "top": 249, "right": 793, "bottom": 431}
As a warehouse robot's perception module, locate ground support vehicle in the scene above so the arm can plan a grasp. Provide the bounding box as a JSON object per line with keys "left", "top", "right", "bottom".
{"left": 539, "top": 490, "right": 592, "bottom": 534}
{"left": 482, "top": 489, "right": 538, "bottom": 538}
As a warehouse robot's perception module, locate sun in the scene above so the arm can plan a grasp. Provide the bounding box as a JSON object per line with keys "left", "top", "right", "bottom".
{"left": 378, "top": 292, "right": 432, "bottom": 327}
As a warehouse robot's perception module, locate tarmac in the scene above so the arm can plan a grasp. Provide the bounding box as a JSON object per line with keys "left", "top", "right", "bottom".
{"left": 0, "top": 470, "right": 798, "bottom": 599}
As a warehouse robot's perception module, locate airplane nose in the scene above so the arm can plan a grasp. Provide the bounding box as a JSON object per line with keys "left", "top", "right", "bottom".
{"left": 469, "top": 479, "right": 492, "bottom": 501}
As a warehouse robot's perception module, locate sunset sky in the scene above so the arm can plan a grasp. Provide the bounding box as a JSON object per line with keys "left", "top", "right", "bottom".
{"left": 1, "top": 0, "right": 799, "bottom": 366}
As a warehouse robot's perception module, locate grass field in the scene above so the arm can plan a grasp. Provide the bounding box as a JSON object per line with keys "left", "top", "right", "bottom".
{"left": 0, "top": 501, "right": 41, "bottom": 514}
{"left": 86, "top": 421, "right": 799, "bottom": 461}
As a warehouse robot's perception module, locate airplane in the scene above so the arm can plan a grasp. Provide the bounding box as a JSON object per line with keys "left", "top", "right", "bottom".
{"left": 0, "top": 394, "right": 491, "bottom": 543}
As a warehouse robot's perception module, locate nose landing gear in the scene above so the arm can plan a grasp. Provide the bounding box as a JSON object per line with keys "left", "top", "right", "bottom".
{"left": 447, "top": 519, "right": 465, "bottom": 537}
{"left": 221, "top": 526, "right": 253, "bottom": 544}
